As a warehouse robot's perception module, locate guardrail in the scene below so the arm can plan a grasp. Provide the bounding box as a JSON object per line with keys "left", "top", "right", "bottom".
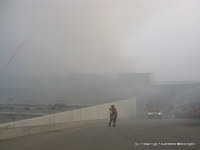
{"left": 0, "top": 97, "right": 136, "bottom": 140}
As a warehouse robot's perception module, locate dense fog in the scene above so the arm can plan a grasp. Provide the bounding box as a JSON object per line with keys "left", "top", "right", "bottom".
{"left": 0, "top": 0, "right": 200, "bottom": 105}
{"left": 1, "top": 0, "right": 200, "bottom": 80}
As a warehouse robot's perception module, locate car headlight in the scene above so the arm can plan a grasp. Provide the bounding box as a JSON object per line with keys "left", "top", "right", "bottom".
{"left": 158, "top": 113, "right": 161, "bottom": 115}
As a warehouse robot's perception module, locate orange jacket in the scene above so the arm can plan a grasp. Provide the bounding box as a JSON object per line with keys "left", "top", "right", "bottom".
{"left": 110, "top": 107, "right": 118, "bottom": 118}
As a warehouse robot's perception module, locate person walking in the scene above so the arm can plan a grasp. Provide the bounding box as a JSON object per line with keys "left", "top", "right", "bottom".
{"left": 109, "top": 105, "right": 118, "bottom": 127}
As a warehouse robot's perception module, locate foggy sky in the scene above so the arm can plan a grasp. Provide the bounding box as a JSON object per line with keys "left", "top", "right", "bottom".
{"left": 0, "top": 0, "right": 200, "bottom": 81}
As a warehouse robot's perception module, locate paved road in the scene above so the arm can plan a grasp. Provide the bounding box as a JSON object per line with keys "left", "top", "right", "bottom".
{"left": 1, "top": 119, "right": 200, "bottom": 150}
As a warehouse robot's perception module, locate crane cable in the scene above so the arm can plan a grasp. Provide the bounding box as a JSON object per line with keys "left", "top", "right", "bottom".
{"left": 0, "top": 38, "right": 27, "bottom": 77}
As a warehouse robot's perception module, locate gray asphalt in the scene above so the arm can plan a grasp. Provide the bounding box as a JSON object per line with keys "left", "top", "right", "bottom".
{"left": 1, "top": 119, "right": 200, "bottom": 150}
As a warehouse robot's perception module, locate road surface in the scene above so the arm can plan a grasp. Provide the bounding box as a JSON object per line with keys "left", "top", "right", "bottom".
{"left": 1, "top": 119, "right": 200, "bottom": 150}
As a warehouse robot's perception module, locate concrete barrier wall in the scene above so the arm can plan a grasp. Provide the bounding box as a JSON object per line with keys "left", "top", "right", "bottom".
{"left": 0, "top": 97, "right": 136, "bottom": 140}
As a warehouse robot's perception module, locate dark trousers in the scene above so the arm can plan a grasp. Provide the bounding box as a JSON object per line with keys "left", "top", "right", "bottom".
{"left": 109, "top": 116, "right": 117, "bottom": 127}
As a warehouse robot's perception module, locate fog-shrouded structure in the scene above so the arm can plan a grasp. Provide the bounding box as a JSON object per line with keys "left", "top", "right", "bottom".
{"left": 1, "top": 0, "right": 200, "bottom": 120}
{"left": 1, "top": 72, "right": 200, "bottom": 120}
{"left": 0, "top": 73, "right": 152, "bottom": 105}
